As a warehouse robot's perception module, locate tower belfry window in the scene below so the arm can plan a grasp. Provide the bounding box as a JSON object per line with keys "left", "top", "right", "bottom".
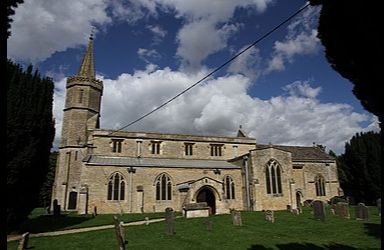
{"left": 78, "top": 89, "right": 84, "bottom": 103}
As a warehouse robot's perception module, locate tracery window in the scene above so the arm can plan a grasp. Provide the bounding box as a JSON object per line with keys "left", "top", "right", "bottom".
{"left": 315, "top": 175, "right": 326, "bottom": 196}
{"left": 265, "top": 159, "right": 283, "bottom": 195}
{"left": 155, "top": 173, "right": 172, "bottom": 200}
{"left": 224, "top": 175, "right": 235, "bottom": 199}
{"left": 107, "top": 173, "right": 125, "bottom": 200}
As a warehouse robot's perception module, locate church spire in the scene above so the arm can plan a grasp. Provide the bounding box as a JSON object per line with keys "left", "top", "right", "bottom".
{"left": 77, "top": 32, "right": 95, "bottom": 79}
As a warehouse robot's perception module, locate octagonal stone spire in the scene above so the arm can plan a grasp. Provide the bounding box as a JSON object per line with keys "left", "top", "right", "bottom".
{"left": 77, "top": 33, "right": 95, "bottom": 80}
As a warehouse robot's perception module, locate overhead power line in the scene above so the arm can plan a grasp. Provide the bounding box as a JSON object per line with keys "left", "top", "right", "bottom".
{"left": 104, "top": 3, "right": 311, "bottom": 137}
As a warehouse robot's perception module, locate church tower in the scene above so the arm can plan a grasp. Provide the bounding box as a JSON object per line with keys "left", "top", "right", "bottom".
{"left": 52, "top": 34, "right": 103, "bottom": 211}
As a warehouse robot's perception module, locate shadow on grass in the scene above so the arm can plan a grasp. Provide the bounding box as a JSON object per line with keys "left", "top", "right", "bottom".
{"left": 248, "top": 243, "right": 358, "bottom": 250}
{"left": 17, "top": 214, "right": 91, "bottom": 234}
{"left": 363, "top": 223, "right": 381, "bottom": 239}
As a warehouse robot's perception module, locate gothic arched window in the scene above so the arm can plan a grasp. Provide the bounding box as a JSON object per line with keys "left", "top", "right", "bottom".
{"left": 107, "top": 173, "right": 125, "bottom": 200}
{"left": 315, "top": 175, "right": 326, "bottom": 196}
{"left": 265, "top": 159, "right": 283, "bottom": 195}
{"left": 155, "top": 173, "right": 172, "bottom": 200}
{"left": 224, "top": 175, "right": 235, "bottom": 199}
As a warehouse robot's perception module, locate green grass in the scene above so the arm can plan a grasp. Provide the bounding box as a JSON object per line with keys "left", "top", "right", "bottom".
{"left": 7, "top": 206, "right": 380, "bottom": 250}
{"left": 12, "top": 208, "right": 175, "bottom": 234}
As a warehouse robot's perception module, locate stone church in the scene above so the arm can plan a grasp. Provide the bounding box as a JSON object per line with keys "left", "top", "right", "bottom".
{"left": 51, "top": 36, "right": 341, "bottom": 215}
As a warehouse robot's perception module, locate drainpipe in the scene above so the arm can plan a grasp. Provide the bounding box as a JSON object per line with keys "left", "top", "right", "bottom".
{"left": 243, "top": 155, "right": 250, "bottom": 210}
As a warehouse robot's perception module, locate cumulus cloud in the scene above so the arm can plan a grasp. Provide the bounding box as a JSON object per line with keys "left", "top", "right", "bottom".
{"left": 265, "top": 5, "right": 321, "bottom": 73}
{"left": 227, "top": 45, "right": 262, "bottom": 80}
{"left": 52, "top": 69, "right": 379, "bottom": 154}
{"left": 7, "top": 0, "right": 111, "bottom": 63}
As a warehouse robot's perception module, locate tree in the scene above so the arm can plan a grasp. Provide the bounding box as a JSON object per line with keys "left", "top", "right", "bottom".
{"left": 309, "top": 0, "right": 383, "bottom": 132}
{"left": 7, "top": 0, "right": 24, "bottom": 38}
{"left": 337, "top": 131, "right": 381, "bottom": 205}
{"left": 38, "top": 152, "right": 58, "bottom": 208}
{"left": 7, "top": 60, "right": 55, "bottom": 233}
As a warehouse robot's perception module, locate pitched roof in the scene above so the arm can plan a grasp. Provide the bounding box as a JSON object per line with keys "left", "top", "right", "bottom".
{"left": 256, "top": 144, "right": 335, "bottom": 161}
{"left": 83, "top": 155, "right": 240, "bottom": 169}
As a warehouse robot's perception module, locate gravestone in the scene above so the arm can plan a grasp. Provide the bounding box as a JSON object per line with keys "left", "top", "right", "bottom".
{"left": 232, "top": 210, "right": 242, "bottom": 226}
{"left": 355, "top": 203, "right": 369, "bottom": 220}
{"left": 313, "top": 200, "right": 325, "bottom": 222}
{"left": 377, "top": 198, "right": 381, "bottom": 216}
{"left": 335, "top": 202, "right": 350, "bottom": 219}
{"left": 92, "top": 206, "right": 97, "bottom": 217}
{"left": 165, "top": 207, "right": 175, "bottom": 235}
{"left": 291, "top": 208, "right": 299, "bottom": 215}
{"left": 17, "top": 232, "right": 29, "bottom": 250}
{"left": 265, "top": 210, "right": 274, "bottom": 223}
{"left": 330, "top": 208, "right": 335, "bottom": 215}
{"left": 183, "top": 202, "right": 209, "bottom": 218}
{"left": 113, "top": 216, "right": 125, "bottom": 250}
{"left": 286, "top": 205, "right": 291, "bottom": 211}
{"left": 205, "top": 219, "right": 213, "bottom": 231}
{"left": 53, "top": 199, "right": 60, "bottom": 217}
{"left": 145, "top": 217, "right": 149, "bottom": 225}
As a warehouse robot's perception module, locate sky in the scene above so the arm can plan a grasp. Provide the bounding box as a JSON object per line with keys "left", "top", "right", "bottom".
{"left": 7, "top": 0, "right": 379, "bottom": 155}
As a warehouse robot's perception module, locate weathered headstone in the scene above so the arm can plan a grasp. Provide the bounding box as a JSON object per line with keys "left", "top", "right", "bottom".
{"left": 165, "top": 207, "right": 175, "bottom": 235}
{"left": 286, "top": 205, "right": 291, "bottom": 211}
{"left": 232, "top": 210, "right": 242, "bottom": 226}
{"left": 291, "top": 208, "right": 299, "bottom": 215}
{"left": 113, "top": 216, "right": 126, "bottom": 250}
{"left": 205, "top": 219, "right": 213, "bottom": 231}
{"left": 377, "top": 198, "right": 381, "bottom": 216}
{"left": 330, "top": 208, "right": 335, "bottom": 215}
{"left": 92, "top": 206, "right": 97, "bottom": 217}
{"left": 313, "top": 200, "right": 325, "bottom": 222}
{"left": 265, "top": 210, "right": 274, "bottom": 223}
{"left": 46, "top": 206, "right": 51, "bottom": 215}
{"left": 335, "top": 202, "right": 350, "bottom": 219}
{"left": 355, "top": 203, "right": 369, "bottom": 220}
{"left": 53, "top": 199, "right": 60, "bottom": 217}
{"left": 145, "top": 217, "right": 149, "bottom": 225}
{"left": 17, "top": 232, "right": 29, "bottom": 250}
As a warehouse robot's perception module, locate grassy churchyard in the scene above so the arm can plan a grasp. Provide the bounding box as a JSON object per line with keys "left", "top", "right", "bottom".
{"left": 7, "top": 206, "right": 381, "bottom": 250}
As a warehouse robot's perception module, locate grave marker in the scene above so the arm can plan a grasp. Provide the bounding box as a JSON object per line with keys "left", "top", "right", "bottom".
{"left": 335, "top": 202, "right": 350, "bottom": 219}
{"left": 232, "top": 210, "right": 242, "bottom": 226}
{"left": 265, "top": 210, "right": 275, "bottom": 223}
{"left": 17, "top": 232, "right": 29, "bottom": 250}
{"left": 313, "top": 200, "right": 325, "bottom": 222}
{"left": 165, "top": 207, "right": 175, "bottom": 235}
{"left": 355, "top": 203, "right": 369, "bottom": 220}
{"left": 113, "top": 216, "right": 126, "bottom": 250}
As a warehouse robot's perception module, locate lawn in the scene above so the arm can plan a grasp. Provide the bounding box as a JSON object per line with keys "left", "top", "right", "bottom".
{"left": 7, "top": 206, "right": 381, "bottom": 250}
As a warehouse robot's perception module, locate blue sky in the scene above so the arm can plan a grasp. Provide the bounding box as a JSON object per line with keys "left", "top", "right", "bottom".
{"left": 7, "top": 0, "right": 379, "bottom": 154}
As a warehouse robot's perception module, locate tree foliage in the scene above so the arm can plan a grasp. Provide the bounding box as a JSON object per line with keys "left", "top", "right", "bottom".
{"left": 310, "top": 0, "right": 383, "bottom": 127}
{"left": 38, "top": 152, "right": 58, "bottom": 208}
{"left": 7, "top": 59, "right": 55, "bottom": 232}
{"left": 337, "top": 131, "right": 381, "bottom": 205}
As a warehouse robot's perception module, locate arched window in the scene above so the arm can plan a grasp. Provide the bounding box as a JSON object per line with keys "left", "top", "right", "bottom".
{"left": 315, "top": 175, "right": 326, "bottom": 196}
{"left": 155, "top": 173, "right": 172, "bottom": 200}
{"left": 224, "top": 175, "right": 235, "bottom": 199}
{"left": 265, "top": 159, "right": 283, "bottom": 195}
{"left": 107, "top": 173, "right": 125, "bottom": 200}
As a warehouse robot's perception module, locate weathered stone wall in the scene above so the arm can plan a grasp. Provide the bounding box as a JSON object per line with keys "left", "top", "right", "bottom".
{"left": 79, "top": 165, "right": 243, "bottom": 214}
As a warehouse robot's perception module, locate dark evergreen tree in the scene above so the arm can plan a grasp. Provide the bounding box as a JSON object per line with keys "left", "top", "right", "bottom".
{"left": 38, "top": 152, "right": 58, "bottom": 208}
{"left": 7, "top": 60, "right": 55, "bottom": 233}
{"left": 337, "top": 131, "right": 381, "bottom": 205}
{"left": 309, "top": 0, "right": 383, "bottom": 131}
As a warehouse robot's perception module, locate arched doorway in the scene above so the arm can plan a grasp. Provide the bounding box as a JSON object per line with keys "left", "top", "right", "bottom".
{"left": 296, "top": 191, "right": 302, "bottom": 209}
{"left": 196, "top": 187, "right": 216, "bottom": 214}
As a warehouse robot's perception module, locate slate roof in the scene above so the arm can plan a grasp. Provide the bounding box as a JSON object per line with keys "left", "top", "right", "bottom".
{"left": 256, "top": 144, "right": 335, "bottom": 161}
{"left": 83, "top": 155, "right": 240, "bottom": 169}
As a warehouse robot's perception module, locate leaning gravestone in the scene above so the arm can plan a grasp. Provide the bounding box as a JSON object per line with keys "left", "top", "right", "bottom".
{"left": 355, "top": 203, "right": 369, "bottom": 220}
{"left": 232, "top": 210, "right": 242, "bottom": 226}
{"left": 313, "top": 200, "right": 325, "bottom": 222}
{"left": 377, "top": 198, "right": 381, "bottom": 216}
{"left": 265, "top": 210, "right": 274, "bottom": 223}
{"left": 165, "top": 207, "right": 175, "bottom": 235}
{"left": 335, "top": 202, "right": 350, "bottom": 219}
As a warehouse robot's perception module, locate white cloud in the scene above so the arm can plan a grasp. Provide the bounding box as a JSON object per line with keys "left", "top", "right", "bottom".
{"left": 7, "top": 0, "right": 111, "bottom": 62}
{"left": 227, "top": 45, "right": 262, "bottom": 80}
{"left": 52, "top": 69, "right": 379, "bottom": 154}
{"left": 265, "top": 5, "right": 321, "bottom": 74}
{"left": 138, "top": 48, "right": 161, "bottom": 63}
